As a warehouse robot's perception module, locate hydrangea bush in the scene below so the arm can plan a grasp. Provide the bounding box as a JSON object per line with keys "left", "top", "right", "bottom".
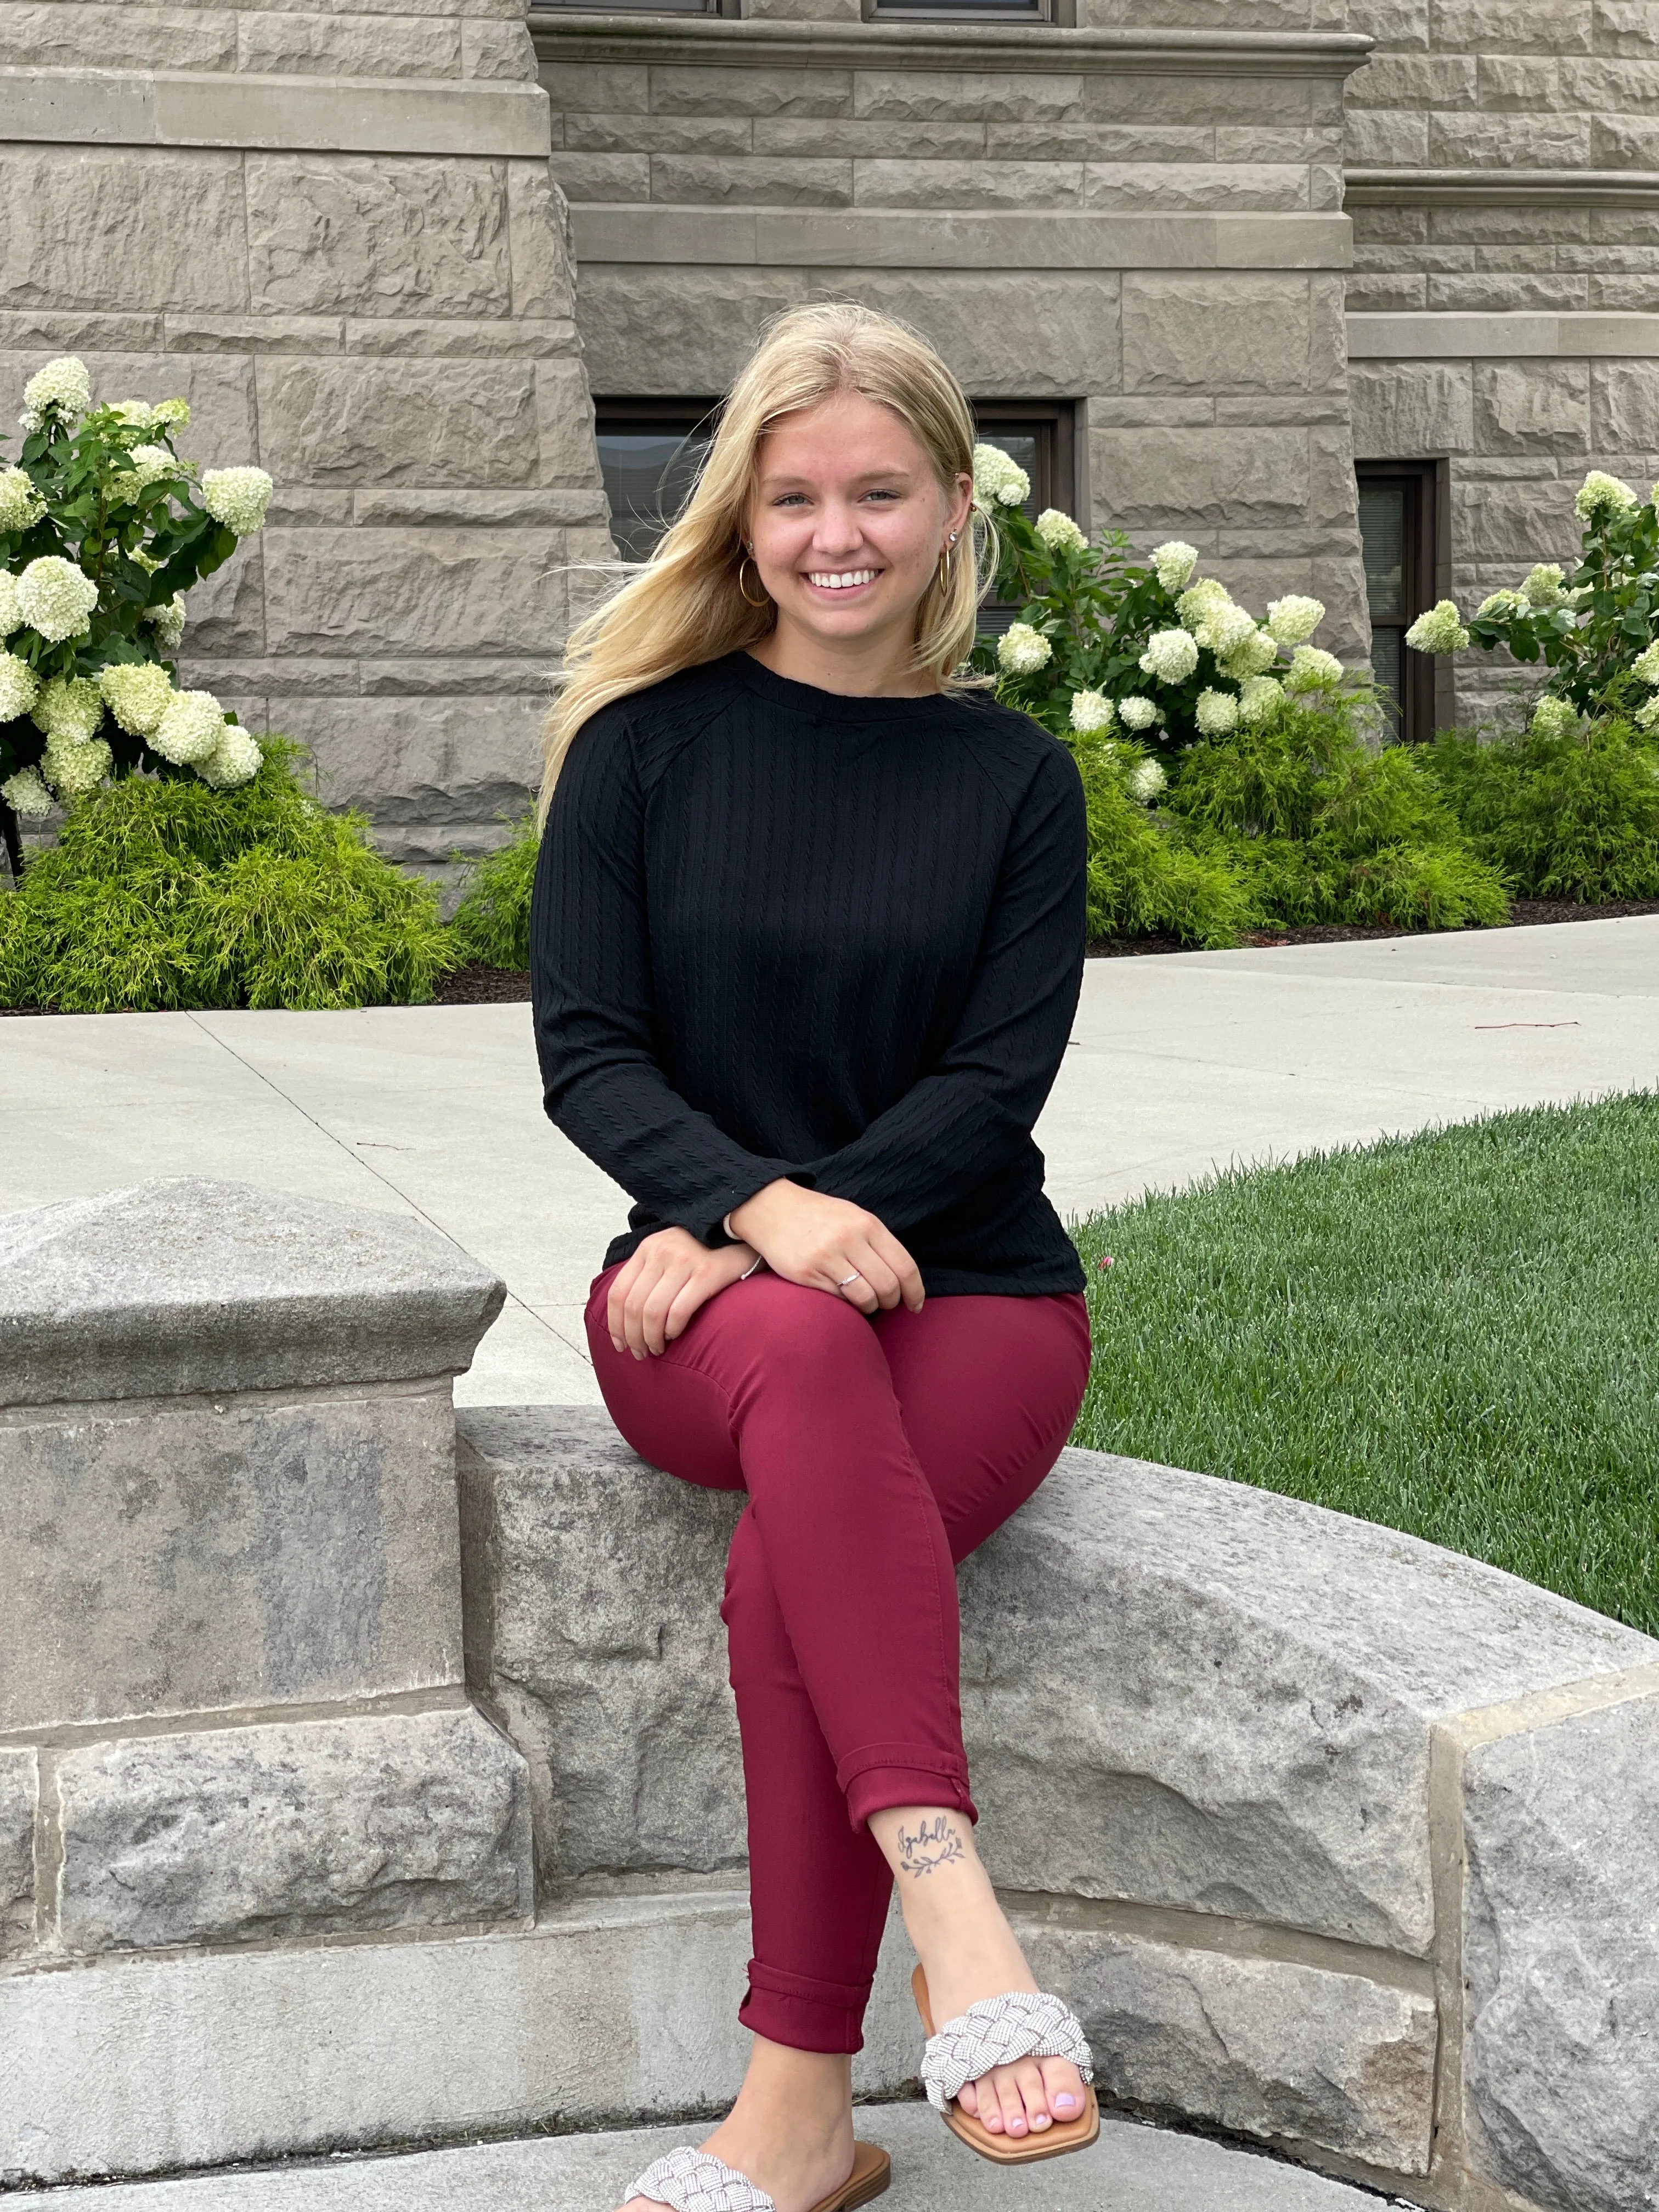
{"left": 968, "top": 442, "right": 1365, "bottom": 793}
{"left": 1403, "top": 467, "right": 1659, "bottom": 737}
{"left": 0, "top": 355, "right": 273, "bottom": 874}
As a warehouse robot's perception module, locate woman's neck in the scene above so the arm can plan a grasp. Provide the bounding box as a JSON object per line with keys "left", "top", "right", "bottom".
{"left": 747, "top": 617, "right": 938, "bottom": 699}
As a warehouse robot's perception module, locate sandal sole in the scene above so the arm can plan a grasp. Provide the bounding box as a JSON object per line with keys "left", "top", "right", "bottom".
{"left": 912, "top": 1965, "right": 1100, "bottom": 2168}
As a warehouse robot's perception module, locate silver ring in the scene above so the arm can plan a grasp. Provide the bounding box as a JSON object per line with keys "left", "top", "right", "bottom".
{"left": 837, "top": 1272, "right": 861, "bottom": 1288}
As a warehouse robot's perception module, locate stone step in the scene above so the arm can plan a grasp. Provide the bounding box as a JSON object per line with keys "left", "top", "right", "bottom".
{"left": 4, "top": 2107, "right": 1391, "bottom": 2212}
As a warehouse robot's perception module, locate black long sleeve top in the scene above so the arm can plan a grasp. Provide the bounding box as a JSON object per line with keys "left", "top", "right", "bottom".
{"left": 529, "top": 650, "right": 1088, "bottom": 1297}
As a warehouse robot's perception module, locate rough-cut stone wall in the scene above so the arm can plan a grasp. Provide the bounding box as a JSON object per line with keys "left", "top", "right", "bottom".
{"left": 2, "top": 3, "right": 607, "bottom": 868}
{"left": 537, "top": 17, "right": 1374, "bottom": 659}
{"left": 1344, "top": 0, "right": 1659, "bottom": 722}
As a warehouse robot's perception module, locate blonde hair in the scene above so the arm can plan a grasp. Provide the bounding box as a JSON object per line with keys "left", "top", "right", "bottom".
{"left": 538, "top": 301, "right": 994, "bottom": 825}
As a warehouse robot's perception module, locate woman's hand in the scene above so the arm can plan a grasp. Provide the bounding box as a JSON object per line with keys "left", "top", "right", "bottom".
{"left": 607, "top": 1229, "right": 760, "bottom": 1358}
{"left": 728, "top": 1181, "right": 924, "bottom": 1316}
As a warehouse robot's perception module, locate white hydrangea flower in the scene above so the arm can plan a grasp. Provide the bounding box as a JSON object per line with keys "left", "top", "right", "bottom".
{"left": 1284, "top": 645, "right": 1346, "bottom": 693}
{"left": 1151, "top": 541, "right": 1199, "bottom": 592}
{"left": 1530, "top": 695, "right": 1578, "bottom": 740}
{"left": 1118, "top": 695, "right": 1160, "bottom": 731}
{"left": 1238, "top": 674, "right": 1285, "bottom": 725}
{"left": 151, "top": 687, "right": 230, "bottom": 765}
{"left": 0, "top": 648, "right": 40, "bottom": 721}
{"left": 1630, "top": 639, "right": 1659, "bottom": 685}
{"left": 15, "top": 555, "right": 99, "bottom": 643}
{"left": 1128, "top": 758, "right": 1166, "bottom": 802}
{"left": 1, "top": 764, "right": 53, "bottom": 819}
{"left": 1139, "top": 627, "right": 1199, "bottom": 684}
{"left": 1176, "top": 577, "right": 1232, "bottom": 628}
{"left": 1194, "top": 687, "right": 1240, "bottom": 736}
{"left": 1575, "top": 470, "right": 1639, "bottom": 522}
{"left": 0, "top": 572, "right": 20, "bottom": 639}
{"left": 972, "top": 444, "right": 1031, "bottom": 510}
{"left": 195, "top": 723, "right": 263, "bottom": 789}
{"left": 109, "top": 400, "right": 156, "bottom": 429}
{"left": 151, "top": 397, "right": 191, "bottom": 429}
{"left": 146, "top": 593, "right": 187, "bottom": 651}
{"left": 1635, "top": 695, "right": 1659, "bottom": 733}
{"left": 1476, "top": 589, "right": 1530, "bottom": 619}
{"left": 1196, "top": 601, "right": 1258, "bottom": 660}
{"left": 201, "top": 465, "right": 274, "bottom": 535}
{"left": 41, "top": 733, "right": 111, "bottom": 798}
{"left": 1521, "top": 563, "right": 1568, "bottom": 608}
{"left": 1069, "top": 689, "right": 1115, "bottom": 735}
{"left": 0, "top": 466, "right": 44, "bottom": 535}
{"left": 997, "top": 622, "right": 1052, "bottom": 675}
{"left": 98, "top": 661, "right": 175, "bottom": 736}
{"left": 1217, "top": 627, "right": 1280, "bottom": 682}
{"left": 1035, "top": 508, "right": 1087, "bottom": 554}
{"left": 1265, "top": 594, "right": 1325, "bottom": 647}
{"left": 20, "top": 355, "right": 92, "bottom": 434}
{"left": 32, "top": 674, "right": 104, "bottom": 743}
{"left": 1403, "top": 600, "right": 1470, "bottom": 654}
{"left": 111, "top": 444, "right": 182, "bottom": 504}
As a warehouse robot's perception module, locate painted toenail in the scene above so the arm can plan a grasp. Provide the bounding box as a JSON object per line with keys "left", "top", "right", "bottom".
{"left": 1054, "top": 2093, "right": 1078, "bottom": 2110}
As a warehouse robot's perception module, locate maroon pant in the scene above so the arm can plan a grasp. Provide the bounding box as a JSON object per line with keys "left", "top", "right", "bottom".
{"left": 586, "top": 1265, "right": 1091, "bottom": 2054}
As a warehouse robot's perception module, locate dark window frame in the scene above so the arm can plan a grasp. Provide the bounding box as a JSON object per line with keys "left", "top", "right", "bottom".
{"left": 1355, "top": 458, "right": 1438, "bottom": 746}
{"left": 866, "top": 0, "right": 1070, "bottom": 20}
{"left": 531, "top": 0, "right": 738, "bottom": 16}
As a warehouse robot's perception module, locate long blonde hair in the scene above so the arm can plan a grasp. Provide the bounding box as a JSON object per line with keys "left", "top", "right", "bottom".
{"left": 538, "top": 301, "right": 995, "bottom": 825}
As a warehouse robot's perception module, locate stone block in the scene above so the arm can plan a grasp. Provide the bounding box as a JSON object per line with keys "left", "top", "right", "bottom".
{"left": 760, "top": 119, "right": 985, "bottom": 161}
{"left": 0, "top": 1750, "right": 35, "bottom": 1957}
{"left": 1463, "top": 1691, "right": 1659, "bottom": 2212}
{"left": 1092, "top": 427, "right": 1311, "bottom": 528}
{"left": 1123, "top": 275, "right": 1314, "bottom": 394}
{"left": 462, "top": 18, "right": 538, "bottom": 82}
{"left": 1085, "top": 164, "right": 1308, "bottom": 214}
{"left": 853, "top": 157, "right": 1080, "bottom": 211}
{"left": 1454, "top": 478, "right": 1586, "bottom": 563}
{"left": 57, "top": 1707, "right": 532, "bottom": 1951}
{"left": 549, "top": 154, "right": 651, "bottom": 206}
{"left": 655, "top": 156, "right": 854, "bottom": 209}
{"left": 246, "top": 155, "right": 511, "bottom": 319}
{"left": 1344, "top": 108, "right": 1430, "bottom": 168}
{"left": 1428, "top": 112, "right": 1591, "bottom": 168}
{"left": 0, "top": 1177, "right": 505, "bottom": 1410}
{"left": 352, "top": 488, "right": 605, "bottom": 528}
{"left": 0, "top": 148, "right": 246, "bottom": 315}
{"left": 180, "top": 537, "right": 264, "bottom": 656}
{"left": 0, "top": 347, "right": 255, "bottom": 464}
{"left": 1427, "top": 274, "right": 1589, "bottom": 315}
{"left": 577, "top": 264, "right": 810, "bottom": 394}
{"left": 1084, "top": 74, "right": 1322, "bottom": 128}
{"left": 1347, "top": 53, "right": 1477, "bottom": 108}
{"left": 535, "top": 357, "right": 603, "bottom": 487}
{"left": 567, "top": 114, "right": 755, "bottom": 159}
{"left": 1013, "top": 1914, "right": 1436, "bottom": 2174}
{"left": 851, "top": 70, "right": 1085, "bottom": 126}
{"left": 263, "top": 527, "right": 566, "bottom": 656}
{"left": 1473, "top": 361, "right": 1590, "bottom": 455}
{"left": 457, "top": 1408, "right": 747, "bottom": 1883}
{"left": 1592, "top": 359, "right": 1659, "bottom": 449}
{"left": 810, "top": 269, "right": 1120, "bottom": 399}
{"left": 653, "top": 65, "right": 853, "bottom": 119}
{"left": 1431, "top": 0, "right": 1591, "bottom": 49}
{"left": 1596, "top": 0, "right": 1659, "bottom": 57}
{"left": 276, "top": 693, "right": 546, "bottom": 827}
{"left": 255, "top": 357, "right": 540, "bottom": 487}
{"left": 1349, "top": 362, "right": 1474, "bottom": 457}
{"left": 0, "top": 3, "right": 236, "bottom": 71}
{"left": 0, "top": 1386, "right": 466, "bottom": 1732}
{"left": 544, "top": 62, "right": 650, "bottom": 114}
{"left": 235, "top": 8, "right": 460, "bottom": 77}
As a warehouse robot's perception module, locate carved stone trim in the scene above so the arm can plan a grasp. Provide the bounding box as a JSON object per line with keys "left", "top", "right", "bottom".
{"left": 1347, "top": 167, "right": 1659, "bottom": 211}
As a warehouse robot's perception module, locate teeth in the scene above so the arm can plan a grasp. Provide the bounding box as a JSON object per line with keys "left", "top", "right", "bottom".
{"left": 808, "top": 570, "right": 877, "bottom": 590}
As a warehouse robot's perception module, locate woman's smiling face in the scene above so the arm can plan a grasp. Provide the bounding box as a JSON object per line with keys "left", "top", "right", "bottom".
{"left": 746, "top": 388, "right": 972, "bottom": 668}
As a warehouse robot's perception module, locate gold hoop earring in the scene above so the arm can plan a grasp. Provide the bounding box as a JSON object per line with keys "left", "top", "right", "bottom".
{"left": 937, "top": 540, "right": 955, "bottom": 591}
{"left": 737, "top": 554, "right": 770, "bottom": 608}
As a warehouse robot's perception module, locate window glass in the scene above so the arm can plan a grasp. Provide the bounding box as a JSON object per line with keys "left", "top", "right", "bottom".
{"left": 596, "top": 422, "right": 713, "bottom": 564}
{"left": 1358, "top": 483, "right": 1405, "bottom": 623}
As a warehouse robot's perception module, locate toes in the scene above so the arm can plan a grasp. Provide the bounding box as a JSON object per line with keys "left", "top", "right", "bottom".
{"left": 992, "top": 2063, "right": 1030, "bottom": 2138}
{"left": 1039, "top": 2056, "right": 1086, "bottom": 2124}
{"left": 1013, "top": 2057, "right": 1051, "bottom": 2130}
{"left": 957, "top": 2080, "right": 979, "bottom": 2118}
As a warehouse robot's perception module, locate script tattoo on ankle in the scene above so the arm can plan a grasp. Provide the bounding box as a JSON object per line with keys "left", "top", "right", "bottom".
{"left": 896, "top": 1814, "right": 965, "bottom": 1878}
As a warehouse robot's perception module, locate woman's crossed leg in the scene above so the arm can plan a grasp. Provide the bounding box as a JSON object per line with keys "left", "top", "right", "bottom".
{"left": 587, "top": 1267, "right": 1091, "bottom": 2211}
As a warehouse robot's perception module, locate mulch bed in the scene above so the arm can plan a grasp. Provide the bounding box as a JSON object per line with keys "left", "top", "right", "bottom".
{"left": 434, "top": 962, "right": 534, "bottom": 1005}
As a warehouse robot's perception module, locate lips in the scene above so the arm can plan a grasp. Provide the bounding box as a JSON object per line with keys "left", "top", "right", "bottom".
{"left": 806, "top": 569, "right": 879, "bottom": 590}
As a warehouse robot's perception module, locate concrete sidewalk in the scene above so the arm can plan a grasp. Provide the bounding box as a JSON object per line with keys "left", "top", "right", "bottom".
{"left": 3, "top": 2104, "right": 1386, "bottom": 2212}
{"left": 3, "top": 917, "right": 1655, "bottom": 1406}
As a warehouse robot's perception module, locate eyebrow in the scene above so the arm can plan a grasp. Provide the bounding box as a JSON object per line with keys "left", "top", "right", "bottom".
{"left": 758, "top": 464, "right": 918, "bottom": 489}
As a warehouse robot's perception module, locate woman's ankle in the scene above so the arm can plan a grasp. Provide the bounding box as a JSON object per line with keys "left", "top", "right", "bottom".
{"left": 731, "top": 2038, "right": 854, "bottom": 2136}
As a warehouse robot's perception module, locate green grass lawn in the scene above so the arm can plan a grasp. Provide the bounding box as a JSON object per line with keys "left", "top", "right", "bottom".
{"left": 1069, "top": 1092, "right": 1659, "bottom": 1638}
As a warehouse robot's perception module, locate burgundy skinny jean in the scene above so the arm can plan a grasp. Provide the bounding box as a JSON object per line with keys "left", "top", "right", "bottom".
{"left": 586, "top": 1263, "right": 1091, "bottom": 2055}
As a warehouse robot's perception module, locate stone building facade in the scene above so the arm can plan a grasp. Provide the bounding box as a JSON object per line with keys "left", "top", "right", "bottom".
{"left": 5, "top": 0, "right": 1656, "bottom": 854}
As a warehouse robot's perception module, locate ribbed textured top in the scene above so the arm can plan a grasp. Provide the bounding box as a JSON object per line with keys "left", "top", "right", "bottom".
{"left": 529, "top": 650, "right": 1088, "bottom": 1297}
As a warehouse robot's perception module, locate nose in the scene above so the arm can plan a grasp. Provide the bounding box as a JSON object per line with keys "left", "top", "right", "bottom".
{"left": 810, "top": 501, "right": 865, "bottom": 560}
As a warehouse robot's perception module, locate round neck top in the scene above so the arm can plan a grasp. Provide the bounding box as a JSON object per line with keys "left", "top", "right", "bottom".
{"left": 529, "top": 648, "right": 1088, "bottom": 1296}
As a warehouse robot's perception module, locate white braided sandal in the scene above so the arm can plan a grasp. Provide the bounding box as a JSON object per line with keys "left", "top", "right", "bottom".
{"left": 623, "top": 2141, "right": 890, "bottom": 2212}
{"left": 912, "top": 1964, "right": 1100, "bottom": 2165}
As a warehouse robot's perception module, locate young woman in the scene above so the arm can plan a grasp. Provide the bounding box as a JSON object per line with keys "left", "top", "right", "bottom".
{"left": 530, "top": 304, "right": 1097, "bottom": 2212}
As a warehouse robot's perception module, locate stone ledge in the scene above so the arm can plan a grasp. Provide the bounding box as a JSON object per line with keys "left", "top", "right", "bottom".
{"left": 0, "top": 1177, "right": 505, "bottom": 1408}
{"left": 529, "top": 15, "right": 1374, "bottom": 78}
{"left": 1347, "top": 311, "right": 1659, "bottom": 360}
{"left": 571, "top": 204, "right": 1355, "bottom": 269}
{"left": 0, "top": 66, "right": 549, "bottom": 155}
{"left": 1347, "top": 168, "right": 1659, "bottom": 210}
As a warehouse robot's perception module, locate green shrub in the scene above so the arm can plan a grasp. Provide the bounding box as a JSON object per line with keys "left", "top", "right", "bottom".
{"left": 1070, "top": 733, "right": 1248, "bottom": 946}
{"left": 1426, "top": 719, "right": 1659, "bottom": 902}
{"left": 0, "top": 740, "right": 454, "bottom": 1011}
{"left": 448, "top": 811, "right": 540, "bottom": 969}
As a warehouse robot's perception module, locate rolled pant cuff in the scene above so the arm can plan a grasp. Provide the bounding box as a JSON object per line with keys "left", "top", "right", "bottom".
{"left": 835, "top": 1743, "right": 977, "bottom": 1833}
{"left": 739, "top": 1959, "right": 873, "bottom": 2055}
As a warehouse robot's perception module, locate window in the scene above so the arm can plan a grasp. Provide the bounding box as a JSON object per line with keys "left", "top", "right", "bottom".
{"left": 867, "top": 0, "right": 1064, "bottom": 19}
{"left": 1356, "top": 461, "right": 1438, "bottom": 743}
{"left": 593, "top": 396, "right": 1080, "bottom": 573}
{"left": 531, "top": 0, "right": 737, "bottom": 16}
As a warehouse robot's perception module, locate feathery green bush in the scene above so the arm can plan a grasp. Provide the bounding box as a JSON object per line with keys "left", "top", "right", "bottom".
{"left": 1426, "top": 718, "right": 1659, "bottom": 902}
{"left": 448, "top": 812, "right": 541, "bottom": 970}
